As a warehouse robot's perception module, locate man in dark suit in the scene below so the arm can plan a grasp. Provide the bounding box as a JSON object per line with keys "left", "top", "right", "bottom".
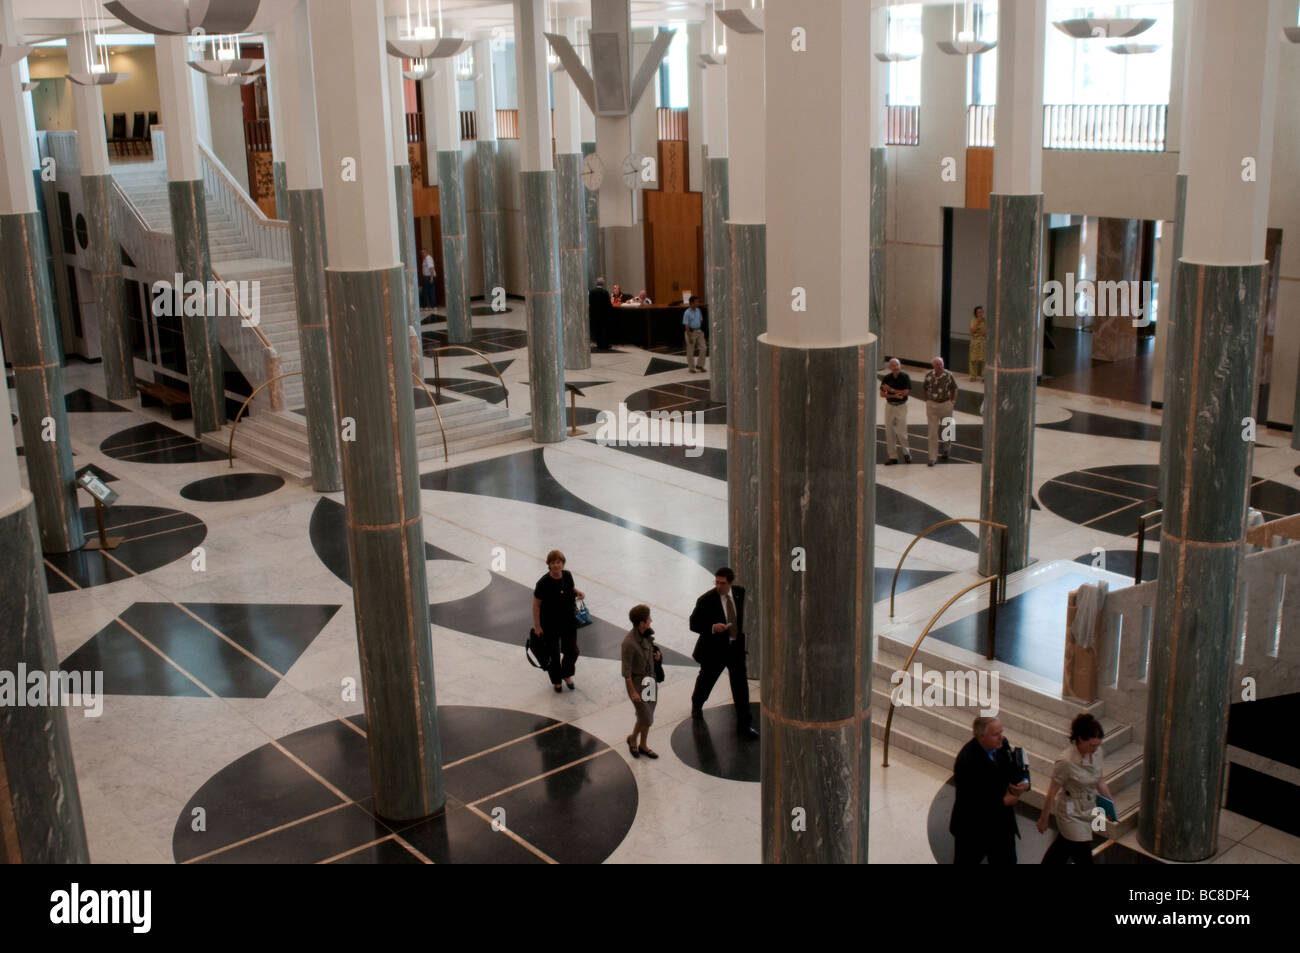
{"left": 689, "top": 567, "right": 757, "bottom": 738}
{"left": 589, "top": 277, "right": 612, "bottom": 350}
{"left": 949, "top": 716, "right": 1028, "bottom": 864}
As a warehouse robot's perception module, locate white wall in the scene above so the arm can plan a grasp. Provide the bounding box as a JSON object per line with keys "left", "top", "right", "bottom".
{"left": 949, "top": 207, "right": 989, "bottom": 340}
{"left": 206, "top": 81, "right": 249, "bottom": 193}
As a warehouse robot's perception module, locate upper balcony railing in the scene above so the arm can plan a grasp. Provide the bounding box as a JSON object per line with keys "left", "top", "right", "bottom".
{"left": 885, "top": 104, "right": 920, "bottom": 146}
{"left": 965, "top": 103, "right": 1168, "bottom": 152}
{"left": 657, "top": 107, "right": 688, "bottom": 142}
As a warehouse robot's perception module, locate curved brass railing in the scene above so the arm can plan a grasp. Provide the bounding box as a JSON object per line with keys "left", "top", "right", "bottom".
{"left": 889, "top": 518, "right": 1009, "bottom": 617}
{"left": 227, "top": 371, "right": 302, "bottom": 466}
{"left": 211, "top": 267, "right": 273, "bottom": 351}
{"left": 412, "top": 373, "right": 449, "bottom": 464}
{"left": 425, "top": 345, "right": 509, "bottom": 409}
{"left": 227, "top": 372, "right": 450, "bottom": 470}
{"left": 881, "top": 575, "right": 1002, "bottom": 767}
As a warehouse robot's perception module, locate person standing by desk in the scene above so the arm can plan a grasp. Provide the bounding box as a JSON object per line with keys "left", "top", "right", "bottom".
{"left": 589, "top": 277, "right": 612, "bottom": 350}
{"left": 682, "top": 296, "right": 707, "bottom": 373}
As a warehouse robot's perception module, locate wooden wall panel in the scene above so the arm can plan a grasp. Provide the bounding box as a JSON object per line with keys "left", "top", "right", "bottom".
{"left": 658, "top": 140, "right": 687, "bottom": 193}
{"left": 965, "top": 147, "right": 993, "bottom": 210}
{"left": 643, "top": 190, "right": 702, "bottom": 305}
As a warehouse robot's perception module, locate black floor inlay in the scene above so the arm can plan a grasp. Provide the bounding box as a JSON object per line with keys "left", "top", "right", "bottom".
{"left": 875, "top": 423, "right": 983, "bottom": 464}
{"left": 43, "top": 504, "right": 207, "bottom": 592}
{"left": 422, "top": 327, "right": 529, "bottom": 353}
{"left": 180, "top": 473, "right": 285, "bottom": 502}
{"left": 420, "top": 447, "right": 730, "bottom": 573}
{"left": 1038, "top": 409, "right": 1161, "bottom": 442}
{"left": 1227, "top": 692, "right": 1300, "bottom": 771}
{"left": 624, "top": 381, "right": 725, "bottom": 422}
{"left": 609, "top": 443, "right": 727, "bottom": 480}
{"left": 60, "top": 601, "right": 341, "bottom": 698}
{"left": 643, "top": 357, "right": 688, "bottom": 375}
{"left": 927, "top": 572, "right": 1098, "bottom": 681}
{"left": 100, "top": 421, "right": 226, "bottom": 464}
{"left": 174, "top": 707, "right": 637, "bottom": 863}
{"left": 1040, "top": 465, "right": 1300, "bottom": 541}
{"left": 410, "top": 384, "right": 460, "bottom": 407}
{"left": 423, "top": 377, "right": 507, "bottom": 404}
{"left": 670, "top": 703, "right": 762, "bottom": 782}
{"left": 1072, "top": 549, "right": 1158, "bottom": 583}
{"left": 65, "top": 388, "right": 128, "bottom": 413}
{"left": 309, "top": 497, "right": 468, "bottom": 587}
{"left": 1225, "top": 762, "right": 1300, "bottom": 840}
{"left": 463, "top": 359, "right": 514, "bottom": 376}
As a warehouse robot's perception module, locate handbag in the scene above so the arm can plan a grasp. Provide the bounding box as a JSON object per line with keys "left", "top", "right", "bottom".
{"left": 526, "top": 629, "right": 552, "bottom": 669}
{"left": 574, "top": 598, "right": 593, "bottom": 628}
{"left": 652, "top": 643, "right": 665, "bottom": 683}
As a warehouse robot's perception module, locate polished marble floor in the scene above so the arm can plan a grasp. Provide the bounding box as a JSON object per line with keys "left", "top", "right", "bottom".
{"left": 12, "top": 309, "right": 1300, "bottom": 864}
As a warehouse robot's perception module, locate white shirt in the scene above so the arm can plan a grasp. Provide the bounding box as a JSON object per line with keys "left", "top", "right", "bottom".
{"left": 422, "top": 254, "right": 435, "bottom": 278}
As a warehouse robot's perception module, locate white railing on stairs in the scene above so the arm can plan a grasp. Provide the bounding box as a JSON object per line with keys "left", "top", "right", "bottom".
{"left": 43, "top": 131, "right": 81, "bottom": 175}
{"left": 110, "top": 177, "right": 175, "bottom": 277}
{"left": 1091, "top": 539, "right": 1300, "bottom": 743}
{"left": 196, "top": 138, "right": 291, "bottom": 263}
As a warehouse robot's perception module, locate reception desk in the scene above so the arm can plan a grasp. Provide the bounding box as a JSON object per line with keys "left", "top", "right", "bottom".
{"left": 609, "top": 304, "right": 709, "bottom": 350}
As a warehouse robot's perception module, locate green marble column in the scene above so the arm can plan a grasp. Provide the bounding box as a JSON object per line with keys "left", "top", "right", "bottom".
{"left": 394, "top": 166, "right": 419, "bottom": 328}
{"left": 759, "top": 336, "right": 875, "bottom": 864}
{"left": 287, "top": 188, "right": 342, "bottom": 492}
{"left": 869, "top": 148, "right": 886, "bottom": 344}
{"left": 521, "top": 171, "right": 566, "bottom": 443}
{"left": 168, "top": 179, "right": 226, "bottom": 435}
{"left": 326, "top": 264, "right": 444, "bottom": 822}
{"left": 978, "top": 193, "right": 1043, "bottom": 576}
{"left": 437, "top": 150, "right": 472, "bottom": 344}
{"left": 1140, "top": 262, "right": 1264, "bottom": 862}
{"left": 1159, "top": 174, "right": 1187, "bottom": 494}
{"left": 0, "top": 496, "right": 89, "bottom": 862}
{"left": 476, "top": 140, "right": 504, "bottom": 301}
{"left": 556, "top": 152, "right": 589, "bottom": 369}
{"left": 728, "top": 222, "right": 764, "bottom": 677}
{"left": 0, "top": 212, "right": 84, "bottom": 553}
{"left": 82, "top": 174, "right": 134, "bottom": 400}
{"left": 581, "top": 141, "right": 600, "bottom": 287}
{"left": 705, "top": 156, "right": 731, "bottom": 404}
{"left": 273, "top": 161, "right": 288, "bottom": 220}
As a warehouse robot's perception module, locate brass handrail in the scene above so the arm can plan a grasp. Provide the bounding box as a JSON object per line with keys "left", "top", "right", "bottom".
{"left": 889, "top": 518, "right": 1009, "bottom": 617}
{"left": 881, "top": 575, "right": 1002, "bottom": 767}
{"left": 227, "top": 371, "right": 449, "bottom": 469}
{"left": 425, "top": 345, "right": 510, "bottom": 409}
{"left": 412, "top": 373, "right": 449, "bottom": 464}
{"left": 1134, "top": 508, "right": 1163, "bottom": 584}
{"left": 227, "top": 371, "right": 302, "bottom": 466}
{"left": 211, "top": 267, "right": 273, "bottom": 351}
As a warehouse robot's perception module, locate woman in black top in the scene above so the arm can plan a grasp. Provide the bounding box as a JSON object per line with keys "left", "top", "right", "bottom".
{"left": 532, "top": 550, "right": 585, "bottom": 692}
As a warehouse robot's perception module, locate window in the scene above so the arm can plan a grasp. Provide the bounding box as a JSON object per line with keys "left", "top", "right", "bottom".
{"left": 654, "top": 22, "right": 689, "bottom": 109}
{"left": 965, "top": 1, "right": 998, "bottom": 106}
{"left": 885, "top": 4, "right": 922, "bottom": 107}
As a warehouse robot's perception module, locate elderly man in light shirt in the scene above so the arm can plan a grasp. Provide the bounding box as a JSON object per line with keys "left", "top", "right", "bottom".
{"left": 682, "top": 296, "right": 706, "bottom": 373}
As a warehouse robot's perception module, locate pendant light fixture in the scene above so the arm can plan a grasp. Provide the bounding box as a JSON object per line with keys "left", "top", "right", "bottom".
{"left": 388, "top": 0, "right": 468, "bottom": 61}
{"left": 1052, "top": 4, "right": 1155, "bottom": 40}
{"left": 67, "top": 0, "right": 129, "bottom": 85}
{"left": 875, "top": 0, "right": 919, "bottom": 62}
{"left": 936, "top": 0, "right": 995, "bottom": 55}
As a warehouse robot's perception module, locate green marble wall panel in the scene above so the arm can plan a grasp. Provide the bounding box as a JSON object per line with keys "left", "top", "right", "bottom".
{"left": 273, "top": 161, "right": 288, "bottom": 221}
{"left": 0, "top": 212, "right": 85, "bottom": 553}
{"left": 521, "top": 171, "right": 566, "bottom": 444}
{"left": 82, "top": 174, "right": 134, "bottom": 400}
{"left": 705, "top": 157, "right": 731, "bottom": 403}
{"left": 394, "top": 166, "right": 420, "bottom": 328}
{"left": 869, "top": 148, "right": 886, "bottom": 345}
{"left": 758, "top": 338, "right": 875, "bottom": 864}
{"left": 325, "top": 264, "right": 444, "bottom": 823}
{"left": 0, "top": 498, "right": 89, "bottom": 862}
{"left": 168, "top": 178, "right": 226, "bottom": 436}
{"left": 1160, "top": 173, "right": 1188, "bottom": 494}
{"left": 728, "top": 223, "right": 764, "bottom": 677}
{"left": 556, "top": 152, "right": 590, "bottom": 369}
{"left": 1140, "top": 261, "right": 1265, "bottom": 863}
{"left": 581, "top": 142, "right": 600, "bottom": 288}
{"left": 978, "top": 193, "right": 1042, "bottom": 576}
{"left": 476, "top": 140, "right": 503, "bottom": 300}
{"left": 287, "top": 188, "right": 342, "bottom": 492}
{"left": 437, "top": 150, "right": 472, "bottom": 344}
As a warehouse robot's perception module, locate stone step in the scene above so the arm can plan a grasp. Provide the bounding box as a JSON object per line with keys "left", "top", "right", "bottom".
{"left": 414, "top": 415, "right": 533, "bottom": 459}
{"left": 230, "top": 417, "right": 310, "bottom": 457}
{"left": 199, "top": 429, "right": 311, "bottom": 485}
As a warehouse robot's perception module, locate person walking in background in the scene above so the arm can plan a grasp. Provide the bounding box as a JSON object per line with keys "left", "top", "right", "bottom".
{"left": 420, "top": 249, "right": 437, "bottom": 310}
{"left": 532, "top": 550, "right": 585, "bottom": 693}
{"left": 969, "top": 306, "right": 987, "bottom": 380}
{"left": 589, "top": 277, "right": 612, "bottom": 350}
{"left": 923, "top": 356, "right": 958, "bottom": 466}
{"left": 950, "top": 716, "right": 1029, "bottom": 864}
{"left": 689, "top": 567, "right": 756, "bottom": 738}
{"left": 622, "top": 605, "right": 662, "bottom": 759}
{"left": 683, "top": 296, "right": 707, "bottom": 374}
{"left": 879, "top": 357, "right": 912, "bottom": 465}
{"left": 1037, "top": 713, "right": 1111, "bottom": 864}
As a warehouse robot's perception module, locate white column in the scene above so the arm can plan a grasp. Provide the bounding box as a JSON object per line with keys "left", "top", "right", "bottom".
{"left": 66, "top": 34, "right": 110, "bottom": 176}
{"left": 869, "top": 3, "right": 888, "bottom": 149}
{"left": 686, "top": 21, "right": 703, "bottom": 191}
{"left": 308, "top": 0, "right": 398, "bottom": 269}
{"left": 0, "top": 3, "right": 34, "bottom": 215}
{"left": 764, "top": 0, "right": 867, "bottom": 345}
{"left": 387, "top": 25, "right": 410, "bottom": 168}
{"left": 702, "top": 52, "right": 726, "bottom": 154}
{"left": 273, "top": 0, "right": 323, "bottom": 191}
{"left": 154, "top": 36, "right": 203, "bottom": 181}
{"left": 429, "top": 48, "right": 460, "bottom": 152}
{"left": 473, "top": 38, "right": 497, "bottom": 140}
{"left": 515, "top": 0, "right": 552, "bottom": 172}
{"left": 991, "top": 0, "right": 1044, "bottom": 196}
{"left": 553, "top": 18, "right": 582, "bottom": 155}
{"left": 724, "top": 12, "right": 763, "bottom": 224}
{"left": 263, "top": 30, "right": 287, "bottom": 165}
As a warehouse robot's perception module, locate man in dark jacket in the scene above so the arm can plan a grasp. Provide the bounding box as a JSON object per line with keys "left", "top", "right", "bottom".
{"left": 688, "top": 567, "right": 757, "bottom": 738}
{"left": 589, "top": 277, "right": 613, "bottom": 350}
{"left": 949, "top": 716, "right": 1029, "bottom": 863}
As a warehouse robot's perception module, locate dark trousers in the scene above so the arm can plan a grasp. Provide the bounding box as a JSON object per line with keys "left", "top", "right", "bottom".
{"left": 1042, "top": 834, "right": 1093, "bottom": 865}
{"left": 420, "top": 277, "right": 437, "bottom": 309}
{"left": 953, "top": 833, "right": 1018, "bottom": 865}
{"left": 691, "top": 640, "right": 751, "bottom": 728}
{"left": 545, "top": 629, "right": 578, "bottom": 685}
